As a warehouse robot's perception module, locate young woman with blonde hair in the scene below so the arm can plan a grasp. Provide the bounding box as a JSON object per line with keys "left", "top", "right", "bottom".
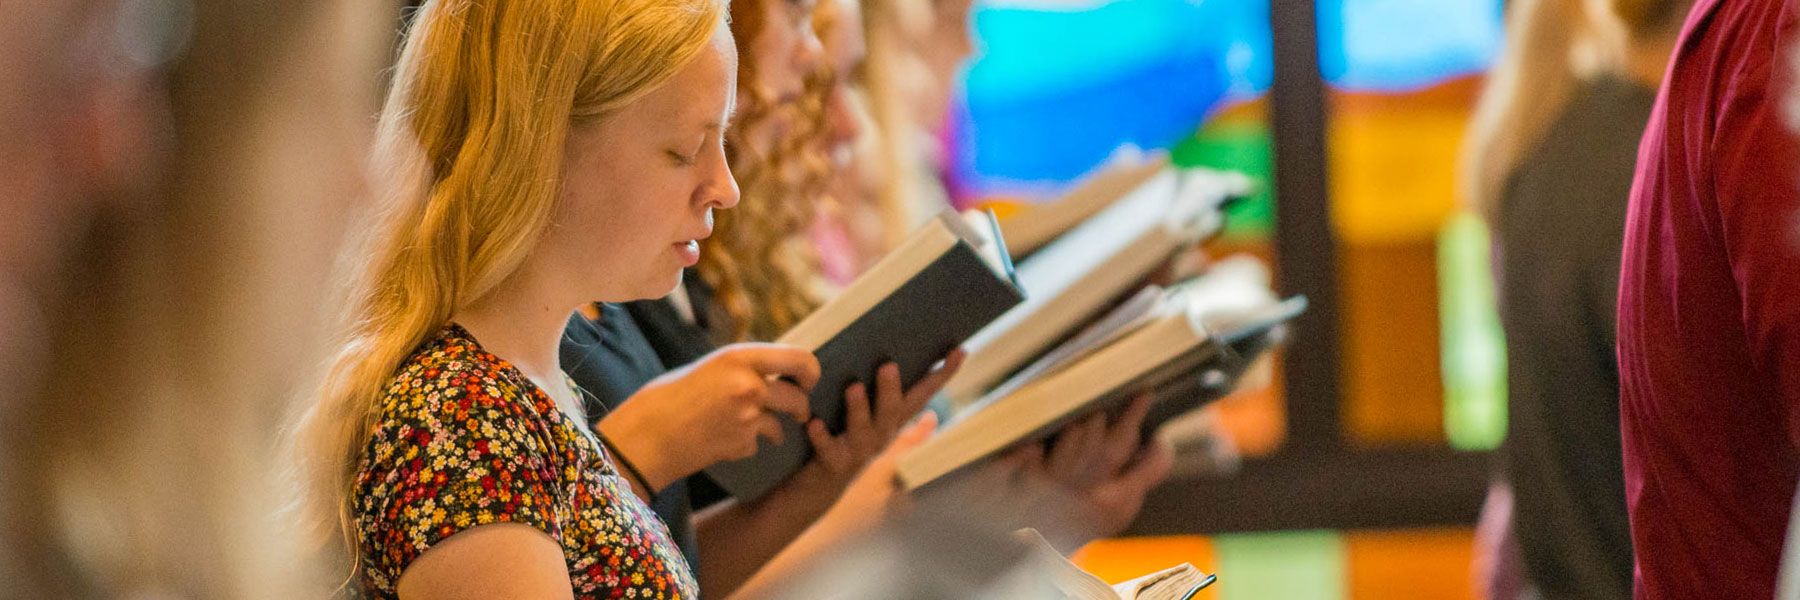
{"left": 295, "top": 0, "right": 924, "bottom": 596}
{"left": 546, "top": 0, "right": 963, "bottom": 594}
{"left": 1459, "top": 0, "right": 1691, "bottom": 597}
{"left": 557, "top": 0, "right": 1173, "bottom": 592}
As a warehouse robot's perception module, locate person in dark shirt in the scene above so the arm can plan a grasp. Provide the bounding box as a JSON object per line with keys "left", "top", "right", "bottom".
{"left": 562, "top": 304, "right": 704, "bottom": 564}
{"left": 1461, "top": 0, "right": 1689, "bottom": 597}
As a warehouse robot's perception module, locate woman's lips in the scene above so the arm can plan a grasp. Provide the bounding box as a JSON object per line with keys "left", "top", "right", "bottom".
{"left": 673, "top": 240, "right": 700, "bottom": 266}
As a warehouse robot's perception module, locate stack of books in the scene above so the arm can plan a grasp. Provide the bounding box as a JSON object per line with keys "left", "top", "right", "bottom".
{"left": 706, "top": 155, "right": 1302, "bottom": 501}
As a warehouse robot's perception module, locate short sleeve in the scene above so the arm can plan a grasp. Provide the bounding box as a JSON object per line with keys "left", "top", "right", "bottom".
{"left": 355, "top": 364, "right": 566, "bottom": 589}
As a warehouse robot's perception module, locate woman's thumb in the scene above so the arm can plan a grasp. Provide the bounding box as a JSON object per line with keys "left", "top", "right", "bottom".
{"left": 889, "top": 411, "right": 938, "bottom": 454}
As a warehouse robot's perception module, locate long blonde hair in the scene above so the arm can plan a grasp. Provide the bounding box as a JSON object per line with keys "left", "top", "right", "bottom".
{"left": 1460, "top": 0, "right": 1688, "bottom": 219}
{"left": 697, "top": 0, "right": 831, "bottom": 342}
{"left": 294, "top": 0, "right": 727, "bottom": 565}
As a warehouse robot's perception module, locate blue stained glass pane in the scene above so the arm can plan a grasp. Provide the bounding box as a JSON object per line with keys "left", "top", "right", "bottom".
{"left": 1317, "top": 0, "right": 1505, "bottom": 91}
{"left": 957, "top": 0, "right": 1268, "bottom": 192}
{"left": 952, "top": 0, "right": 1504, "bottom": 194}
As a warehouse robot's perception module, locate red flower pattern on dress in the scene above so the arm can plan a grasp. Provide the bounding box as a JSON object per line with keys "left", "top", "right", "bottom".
{"left": 352, "top": 324, "right": 695, "bottom": 599}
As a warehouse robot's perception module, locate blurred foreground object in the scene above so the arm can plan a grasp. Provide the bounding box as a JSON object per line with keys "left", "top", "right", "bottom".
{"left": 0, "top": 0, "right": 392, "bottom": 597}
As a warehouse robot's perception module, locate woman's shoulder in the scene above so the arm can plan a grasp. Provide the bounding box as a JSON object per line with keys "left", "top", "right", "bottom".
{"left": 355, "top": 323, "right": 567, "bottom": 508}
{"left": 375, "top": 324, "right": 546, "bottom": 431}
{"left": 353, "top": 325, "right": 575, "bottom": 596}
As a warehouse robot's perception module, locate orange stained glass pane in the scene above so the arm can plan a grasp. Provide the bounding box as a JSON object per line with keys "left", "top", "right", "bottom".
{"left": 1345, "top": 527, "right": 1477, "bottom": 600}
{"left": 1327, "top": 78, "right": 1481, "bottom": 246}
{"left": 1328, "top": 78, "right": 1478, "bottom": 447}
{"left": 975, "top": 198, "right": 1029, "bottom": 219}
{"left": 1071, "top": 536, "right": 1218, "bottom": 585}
{"left": 1340, "top": 240, "right": 1444, "bottom": 446}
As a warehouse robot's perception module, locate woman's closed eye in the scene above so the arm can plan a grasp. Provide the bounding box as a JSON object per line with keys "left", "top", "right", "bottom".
{"left": 667, "top": 149, "right": 697, "bottom": 166}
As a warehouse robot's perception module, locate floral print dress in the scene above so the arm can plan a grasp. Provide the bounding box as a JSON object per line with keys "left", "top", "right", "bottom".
{"left": 353, "top": 324, "right": 697, "bottom": 599}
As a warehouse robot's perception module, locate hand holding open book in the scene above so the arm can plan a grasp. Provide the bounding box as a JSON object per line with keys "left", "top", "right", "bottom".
{"left": 699, "top": 163, "right": 1282, "bottom": 506}
{"left": 704, "top": 209, "right": 1024, "bottom": 500}
{"left": 897, "top": 257, "right": 1305, "bottom": 491}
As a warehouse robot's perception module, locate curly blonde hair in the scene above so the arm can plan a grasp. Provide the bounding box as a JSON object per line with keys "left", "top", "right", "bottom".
{"left": 697, "top": 0, "right": 836, "bottom": 342}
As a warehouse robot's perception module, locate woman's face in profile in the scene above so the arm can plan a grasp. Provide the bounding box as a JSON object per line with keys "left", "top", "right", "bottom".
{"left": 740, "top": 0, "right": 825, "bottom": 153}
{"left": 543, "top": 27, "right": 742, "bottom": 302}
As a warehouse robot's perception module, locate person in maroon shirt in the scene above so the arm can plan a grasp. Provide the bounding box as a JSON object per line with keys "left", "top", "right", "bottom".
{"left": 1619, "top": 0, "right": 1800, "bottom": 597}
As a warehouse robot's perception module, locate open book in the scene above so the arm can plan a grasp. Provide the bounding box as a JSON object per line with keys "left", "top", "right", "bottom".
{"left": 1017, "top": 529, "right": 1216, "bottom": 600}
{"left": 704, "top": 209, "right": 1026, "bottom": 501}
{"left": 944, "top": 168, "right": 1253, "bottom": 406}
{"left": 897, "top": 260, "right": 1305, "bottom": 491}
{"left": 999, "top": 152, "right": 1172, "bottom": 259}
{"left": 981, "top": 256, "right": 1279, "bottom": 405}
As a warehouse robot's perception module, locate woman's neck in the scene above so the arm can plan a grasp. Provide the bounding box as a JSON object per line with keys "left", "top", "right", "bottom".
{"left": 453, "top": 263, "right": 580, "bottom": 398}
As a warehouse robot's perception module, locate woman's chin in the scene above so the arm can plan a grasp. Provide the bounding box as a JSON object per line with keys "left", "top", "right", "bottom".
{"left": 643, "top": 271, "right": 686, "bottom": 301}
{"left": 592, "top": 271, "right": 685, "bottom": 304}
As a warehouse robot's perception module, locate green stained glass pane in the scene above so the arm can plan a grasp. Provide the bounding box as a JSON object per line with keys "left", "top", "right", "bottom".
{"left": 1437, "top": 212, "right": 1507, "bottom": 451}
{"left": 1170, "top": 113, "right": 1273, "bottom": 241}
{"left": 1214, "top": 530, "right": 1346, "bottom": 600}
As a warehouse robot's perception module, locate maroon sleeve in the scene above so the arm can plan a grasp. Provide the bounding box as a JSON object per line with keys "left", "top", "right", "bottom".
{"left": 1709, "top": 27, "right": 1800, "bottom": 445}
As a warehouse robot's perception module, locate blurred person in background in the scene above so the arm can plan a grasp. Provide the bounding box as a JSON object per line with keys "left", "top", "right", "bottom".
{"left": 688, "top": 0, "right": 833, "bottom": 346}
{"left": 1459, "top": 0, "right": 1690, "bottom": 597}
{"left": 0, "top": 0, "right": 392, "bottom": 597}
{"left": 859, "top": 0, "right": 976, "bottom": 246}
{"left": 807, "top": 0, "right": 891, "bottom": 286}
{"left": 1617, "top": 0, "right": 1800, "bottom": 596}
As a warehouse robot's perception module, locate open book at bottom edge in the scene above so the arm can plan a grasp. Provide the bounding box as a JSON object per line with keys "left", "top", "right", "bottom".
{"left": 1016, "top": 528, "right": 1214, "bottom": 600}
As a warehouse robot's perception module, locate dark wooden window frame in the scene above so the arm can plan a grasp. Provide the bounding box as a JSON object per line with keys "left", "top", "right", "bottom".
{"left": 1128, "top": 0, "right": 1491, "bottom": 536}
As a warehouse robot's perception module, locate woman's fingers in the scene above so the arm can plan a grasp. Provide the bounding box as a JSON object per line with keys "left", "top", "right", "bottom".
{"left": 1101, "top": 394, "right": 1157, "bottom": 472}
{"left": 1047, "top": 414, "right": 1106, "bottom": 483}
{"left": 841, "top": 381, "right": 884, "bottom": 458}
{"left": 1117, "top": 437, "right": 1175, "bottom": 494}
{"left": 899, "top": 349, "right": 964, "bottom": 415}
{"left": 723, "top": 343, "right": 822, "bottom": 391}
{"left": 750, "top": 412, "right": 786, "bottom": 454}
{"left": 872, "top": 362, "right": 905, "bottom": 431}
{"left": 844, "top": 381, "right": 873, "bottom": 432}
{"left": 808, "top": 418, "right": 855, "bottom": 474}
{"left": 760, "top": 380, "right": 812, "bottom": 423}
